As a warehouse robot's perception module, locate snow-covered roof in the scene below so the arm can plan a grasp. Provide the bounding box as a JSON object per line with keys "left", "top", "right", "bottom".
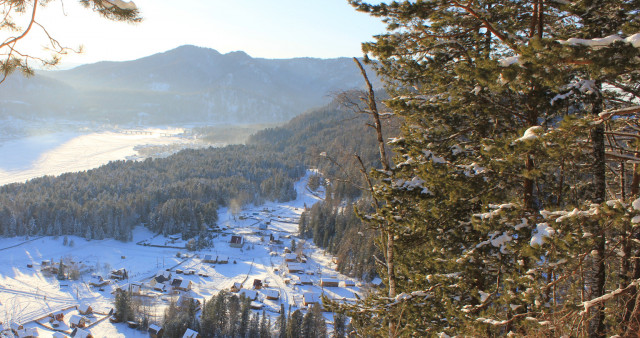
{"left": 286, "top": 262, "right": 304, "bottom": 272}
{"left": 263, "top": 289, "right": 279, "bottom": 298}
{"left": 149, "top": 324, "right": 162, "bottom": 333}
{"left": 239, "top": 289, "right": 258, "bottom": 300}
{"left": 320, "top": 278, "right": 340, "bottom": 284}
{"left": 78, "top": 303, "right": 92, "bottom": 313}
{"left": 73, "top": 328, "right": 92, "bottom": 338}
{"left": 303, "top": 292, "right": 320, "bottom": 304}
{"left": 69, "top": 314, "right": 84, "bottom": 325}
{"left": 17, "top": 327, "right": 39, "bottom": 338}
{"left": 183, "top": 328, "right": 199, "bottom": 338}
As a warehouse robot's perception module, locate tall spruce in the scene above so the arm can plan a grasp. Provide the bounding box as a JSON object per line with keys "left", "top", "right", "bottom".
{"left": 343, "top": 0, "right": 640, "bottom": 336}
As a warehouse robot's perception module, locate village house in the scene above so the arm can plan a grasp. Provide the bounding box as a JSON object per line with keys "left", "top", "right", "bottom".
{"left": 88, "top": 275, "right": 109, "bottom": 288}
{"left": 230, "top": 282, "right": 243, "bottom": 293}
{"left": 229, "top": 235, "right": 244, "bottom": 248}
{"left": 202, "top": 254, "right": 215, "bottom": 263}
{"left": 250, "top": 301, "right": 264, "bottom": 310}
{"left": 252, "top": 279, "right": 263, "bottom": 290}
{"left": 303, "top": 292, "right": 320, "bottom": 307}
{"left": 299, "top": 275, "right": 313, "bottom": 285}
{"left": 78, "top": 304, "right": 92, "bottom": 316}
{"left": 15, "top": 327, "right": 39, "bottom": 338}
{"left": 319, "top": 278, "right": 340, "bottom": 287}
{"left": 171, "top": 278, "right": 193, "bottom": 292}
{"left": 153, "top": 283, "right": 168, "bottom": 293}
{"left": 148, "top": 324, "right": 164, "bottom": 338}
{"left": 286, "top": 262, "right": 304, "bottom": 274}
{"left": 239, "top": 289, "right": 258, "bottom": 301}
{"left": 284, "top": 253, "right": 298, "bottom": 262}
{"left": 264, "top": 289, "right": 280, "bottom": 300}
{"left": 109, "top": 268, "right": 128, "bottom": 281}
{"left": 182, "top": 328, "right": 200, "bottom": 338}
{"left": 340, "top": 280, "right": 356, "bottom": 287}
{"left": 69, "top": 314, "right": 87, "bottom": 328}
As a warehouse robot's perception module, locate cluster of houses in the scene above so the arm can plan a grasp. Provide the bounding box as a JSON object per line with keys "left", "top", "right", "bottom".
{"left": 0, "top": 303, "right": 99, "bottom": 338}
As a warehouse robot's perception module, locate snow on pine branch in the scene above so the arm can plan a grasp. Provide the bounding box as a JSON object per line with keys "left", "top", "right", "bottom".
{"left": 558, "top": 33, "right": 640, "bottom": 49}
{"left": 515, "top": 126, "right": 544, "bottom": 142}
{"left": 102, "top": 0, "right": 137, "bottom": 10}
{"left": 580, "top": 278, "right": 640, "bottom": 315}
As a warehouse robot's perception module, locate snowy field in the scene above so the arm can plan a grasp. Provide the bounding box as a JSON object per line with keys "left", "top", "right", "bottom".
{"left": 0, "top": 171, "right": 362, "bottom": 337}
{"left": 0, "top": 127, "right": 194, "bottom": 186}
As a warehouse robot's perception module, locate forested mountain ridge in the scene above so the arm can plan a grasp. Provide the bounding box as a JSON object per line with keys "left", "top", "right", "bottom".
{"left": 0, "top": 45, "right": 379, "bottom": 125}
{"left": 0, "top": 96, "right": 396, "bottom": 255}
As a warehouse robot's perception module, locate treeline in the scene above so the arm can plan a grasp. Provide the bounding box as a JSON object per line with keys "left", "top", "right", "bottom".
{"left": 299, "top": 187, "right": 378, "bottom": 281}
{"left": 249, "top": 94, "right": 400, "bottom": 281}
{"left": 0, "top": 145, "right": 303, "bottom": 241}
{"left": 161, "top": 291, "right": 332, "bottom": 338}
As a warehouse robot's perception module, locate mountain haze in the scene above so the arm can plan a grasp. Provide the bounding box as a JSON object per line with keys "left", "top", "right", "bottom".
{"left": 1, "top": 45, "right": 378, "bottom": 125}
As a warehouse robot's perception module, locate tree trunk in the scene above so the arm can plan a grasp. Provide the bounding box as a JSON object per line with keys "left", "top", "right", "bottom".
{"left": 589, "top": 82, "right": 606, "bottom": 338}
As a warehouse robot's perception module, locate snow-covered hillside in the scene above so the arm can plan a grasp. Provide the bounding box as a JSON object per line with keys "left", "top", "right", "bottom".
{"left": 0, "top": 171, "right": 362, "bottom": 337}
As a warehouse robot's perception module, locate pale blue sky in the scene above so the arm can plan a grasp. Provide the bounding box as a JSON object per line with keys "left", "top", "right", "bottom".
{"left": 26, "top": 0, "right": 386, "bottom": 68}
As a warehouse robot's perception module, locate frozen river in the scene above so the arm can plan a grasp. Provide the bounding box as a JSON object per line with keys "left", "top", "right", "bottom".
{"left": 0, "top": 127, "right": 193, "bottom": 186}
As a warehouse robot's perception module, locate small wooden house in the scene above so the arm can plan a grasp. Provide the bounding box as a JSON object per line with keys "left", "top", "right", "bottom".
{"left": 229, "top": 236, "right": 244, "bottom": 248}
{"left": 252, "top": 279, "right": 263, "bottom": 290}
{"left": 53, "top": 311, "right": 65, "bottom": 322}
{"left": 284, "top": 253, "right": 298, "bottom": 262}
{"left": 148, "top": 324, "right": 164, "bottom": 338}
{"left": 110, "top": 268, "right": 128, "bottom": 281}
{"left": 264, "top": 289, "right": 280, "bottom": 300}
{"left": 78, "top": 304, "right": 93, "bottom": 315}
{"left": 230, "top": 282, "right": 243, "bottom": 293}
{"left": 153, "top": 283, "right": 168, "bottom": 293}
{"left": 239, "top": 289, "right": 258, "bottom": 301}
{"left": 302, "top": 292, "right": 320, "bottom": 306}
{"left": 171, "top": 278, "right": 193, "bottom": 292}
{"left": 182, "top": 328, "right": 200, "bottom": 338}
{"left": 184, "top": 270, "right": 195, "bottom": 275}
{"left": 340, "top": 280, "right": 356, "bottom": 287}
{"left": 286, "top": 263, "right": 304, "bottom": 274}
{"left": 52, "top": 332, "right": 67, "bottom": 338}
{"left": 320, "top": 278, "right": 340, "bottom": 287}
{"left": 250, "top": 301, "right": 264, "bottom": 310}
{"left": 202, "top": 255, "right": 215, "bottom": 263}
{"left": 69, "top": 314, "right": 87, "bottom": 328}
{"left": 299, "top": 275, "right": 313, "bottom": 285}
{"left": 71, "top": 328, "right": 93, "bottom": 338}
{"left": 16, "top": 327, "right": 39, "bottom": 338}
{"left": 89, "top": 275, "right": 109, "bottom": 287}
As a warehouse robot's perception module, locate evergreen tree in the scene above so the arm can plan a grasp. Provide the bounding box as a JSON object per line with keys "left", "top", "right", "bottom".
{"left": 248, "top": 311, "right": 260, "bottom": 338}
{"left": 286, "top": 310, "right": 303, "bottom": 338}
{"left": 56, "top": 258, "right": 65, "bottom": 280}
{"left": 277, "top": 304, "right": 287, "bottom": 338}
{"left": 239, "top": 295, "right": 251, "bottom": 337}
{"left": 114, "top": 290, "right": 134, "bottom": 323}
{"left": 259, "top": 310, "right": 270, "bottom": 338}
{"left": 341, "top": 0, "right": 640, "bottom": 335}
{"left": 332, "top": 313, "right": 346, "bottom": 338}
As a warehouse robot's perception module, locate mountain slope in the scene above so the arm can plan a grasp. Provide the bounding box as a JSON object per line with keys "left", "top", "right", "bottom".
{"left": 1, "top": 45, "right": 378, "bottom": 125}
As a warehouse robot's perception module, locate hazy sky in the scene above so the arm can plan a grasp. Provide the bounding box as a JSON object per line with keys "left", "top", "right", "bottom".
{"left": 21, "top": 0, "right": 386, "bottom": 68}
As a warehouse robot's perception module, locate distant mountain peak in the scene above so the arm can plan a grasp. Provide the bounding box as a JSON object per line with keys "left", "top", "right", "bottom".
{"left": 7, "top": 45, "right": 380, "bottom": 125}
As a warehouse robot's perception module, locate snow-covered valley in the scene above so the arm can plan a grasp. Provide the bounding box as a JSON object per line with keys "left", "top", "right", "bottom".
{"left": 0, "top": 171, "right": 362, "bottom": 337}
{"left": 0, "top": 126, "right": 199, "bottom": 186}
